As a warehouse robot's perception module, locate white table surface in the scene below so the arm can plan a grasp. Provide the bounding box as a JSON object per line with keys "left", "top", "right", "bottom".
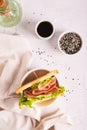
{"left": 0, "top": 0, "right": 87, "bottom": 130}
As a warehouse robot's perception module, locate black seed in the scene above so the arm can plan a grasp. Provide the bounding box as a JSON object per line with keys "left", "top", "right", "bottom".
{"left": 68, "top": 67, "right": 70, "bottom": 71}
{"left": 72, "top": 78, "right": 74, "bottom": 80}
{"left": 40, "top": 13, "right": 43, "bottom": 15}
{"left": 65, "top": 76, "right": 67, "bottom": 79}
{"left": 33, "top": 12, "right": 35, "bottom": 14}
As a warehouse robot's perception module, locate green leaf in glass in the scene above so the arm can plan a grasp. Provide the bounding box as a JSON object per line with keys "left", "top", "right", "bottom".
{"left": 0, "top": 0, "right": 22, "bottom": 27}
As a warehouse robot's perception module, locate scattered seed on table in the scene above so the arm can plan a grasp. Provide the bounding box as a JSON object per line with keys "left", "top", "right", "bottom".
{"left": 72, "top": 78, "right": 74, "bottom": 80}
{"left": 65, "top": 76, "right": 67, "bottom": 79}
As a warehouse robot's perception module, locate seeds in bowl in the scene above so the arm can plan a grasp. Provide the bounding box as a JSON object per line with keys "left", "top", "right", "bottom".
{"left": 58, "top": 32, "right": 82, "bottom": 54}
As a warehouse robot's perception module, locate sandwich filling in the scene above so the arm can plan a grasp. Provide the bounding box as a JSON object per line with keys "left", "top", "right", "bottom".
{"left": 19, "top": 76, "right": 65, "bottom": 108}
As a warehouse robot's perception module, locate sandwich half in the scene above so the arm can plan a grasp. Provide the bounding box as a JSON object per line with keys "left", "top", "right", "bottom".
{"left": 16, "top": 70, "right": 65, "bottom": 108}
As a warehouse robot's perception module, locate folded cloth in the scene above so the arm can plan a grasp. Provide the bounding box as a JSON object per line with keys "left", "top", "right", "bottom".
{"left": 32, "top": 108, "right": 72, "bottom": 130}
{"left": 0, "top": 33, "right": 72, "bottom": 130}
{"left": 0, "top": 108, "right": 72, "bottom": 130}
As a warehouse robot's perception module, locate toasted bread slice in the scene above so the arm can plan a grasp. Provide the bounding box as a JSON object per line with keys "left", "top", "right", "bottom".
{"left": 16, "top": 70, "right": 58, "bottom": 94}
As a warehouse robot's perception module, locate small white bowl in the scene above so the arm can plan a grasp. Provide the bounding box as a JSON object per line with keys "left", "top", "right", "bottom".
{"left": 35, "top": 20, "right": 55, "bottom": 40}
{"left": 57, "top": 31, "right": 82, "bottom": 55}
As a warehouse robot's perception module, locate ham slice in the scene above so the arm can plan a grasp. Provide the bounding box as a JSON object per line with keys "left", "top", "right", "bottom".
{"left": 38, "top": 77, "right": 56, "bottom": 90}
{"left": 24, "top": 76, "right": 59, "bottom": 98}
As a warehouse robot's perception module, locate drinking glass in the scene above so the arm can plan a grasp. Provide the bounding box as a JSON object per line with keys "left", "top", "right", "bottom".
{"left": 0, "top": 0, "right": 22, "bottom": 27}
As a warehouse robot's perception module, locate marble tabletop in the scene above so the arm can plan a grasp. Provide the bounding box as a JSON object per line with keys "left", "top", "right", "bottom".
{"left": 0, "top": 0, "right": 87, "bottom": 130}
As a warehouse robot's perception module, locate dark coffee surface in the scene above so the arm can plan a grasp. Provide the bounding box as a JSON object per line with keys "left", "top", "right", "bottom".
{"left": 37, "top": 21, "right": 53, "bottom": 37}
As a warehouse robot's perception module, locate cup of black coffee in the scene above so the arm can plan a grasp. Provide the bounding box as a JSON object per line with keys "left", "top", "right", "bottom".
{"left": 35, "top": 20, "right": 55, "bottom": 40}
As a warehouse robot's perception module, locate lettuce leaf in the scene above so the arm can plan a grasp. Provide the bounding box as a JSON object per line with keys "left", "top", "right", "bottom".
{"left": 19, "top": 86, "right": 65, "bottom": 108}
{"left": 30, "top": 76, "right": 53, "bottom": 89}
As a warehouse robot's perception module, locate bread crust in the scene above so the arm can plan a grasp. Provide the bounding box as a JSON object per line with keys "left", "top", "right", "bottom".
{"left": 16, "top": 70, "right": 58, "bottom": 94}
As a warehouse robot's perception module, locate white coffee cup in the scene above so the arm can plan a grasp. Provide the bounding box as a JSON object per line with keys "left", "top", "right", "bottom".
{"left": 35, "top": 20, "right": 55, "bottom": 40}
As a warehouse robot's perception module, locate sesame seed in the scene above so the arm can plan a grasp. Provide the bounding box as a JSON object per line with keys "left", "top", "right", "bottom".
{"left": 59, "top": 32, "right": 82, "bottom": 54}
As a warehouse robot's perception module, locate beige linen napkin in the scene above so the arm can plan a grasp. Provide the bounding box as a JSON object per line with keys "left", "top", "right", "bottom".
{"left": 0, "top": 33, "right": 72, "bottom": 130}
